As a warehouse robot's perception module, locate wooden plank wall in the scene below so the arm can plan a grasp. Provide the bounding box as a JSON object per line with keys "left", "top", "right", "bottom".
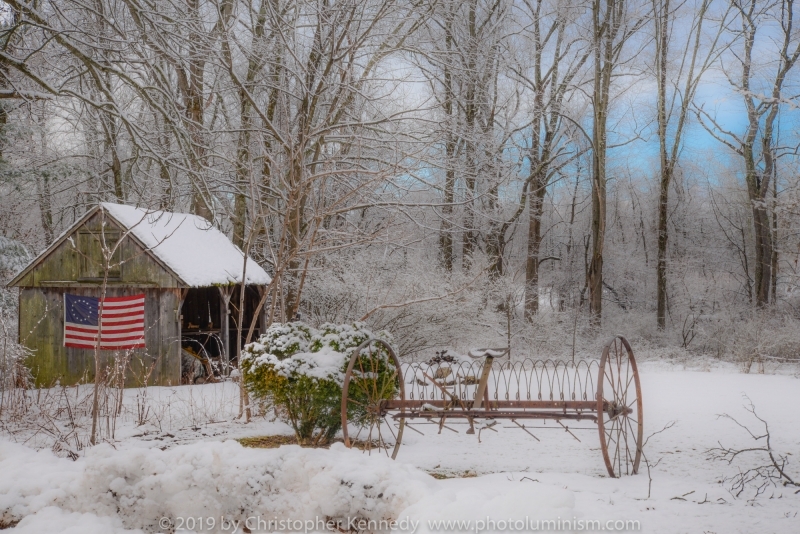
{"left": 15, "top": 210, "right": 183, "bottom": 386}
{"left": 19, "top": 287, "right": 181, "bottom": 387}
{"left": 14, "top": 212, "right": 180, "bottom": 289}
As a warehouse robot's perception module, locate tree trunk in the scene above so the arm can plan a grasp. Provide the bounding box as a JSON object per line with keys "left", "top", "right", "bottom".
{"left": 283, "top": 154, "right": 306, "bottom": 321}
{"left": 232, "top": 86, "right": 252, "bottom": 248}
{"left": 752, "top": 204, "right": 773, "bottom": 305}
{"left": 588, "top": 0, "right": 612, "bottom": 326}
{"left": 187, "top": 0, "right": 211, "bottom": 221}
{"left": 732, "top": 0, "right": 800, "bottom": 307}
{"left": 655, "top": 0, "right": 670, "bottom": 329}
{"left": 525, "top": 179, "right": 547, "bottom": 319}
{"left": 440, "top": 142, "right": 455, "bottom": 271}
{"left": 587, "top": 160, "right": 605, "bottom": 324}
{"left": 158, "top": 126, "right": 173, "bottom": 210}
{"left": 439, "top": 7, "right": 456, "bottom": 271}
{"left": 656, "top": 168, "right": 670, "bottom": 327}
{"left": 35, "top": 119, "right": 54, "bottom": 244}
{"left": 229, "top": 0, "right": 268, "bottom": 248}
{"left": 771, "top": 177, "right": 778, "bottom": 302}
{"left": 462, "top": 0, "right": 478, "bottom": 273}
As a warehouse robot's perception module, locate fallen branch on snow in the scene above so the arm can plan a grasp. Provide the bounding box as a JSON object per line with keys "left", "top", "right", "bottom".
{"left": 707, "top": 395, "right": 800, "bottom": 500}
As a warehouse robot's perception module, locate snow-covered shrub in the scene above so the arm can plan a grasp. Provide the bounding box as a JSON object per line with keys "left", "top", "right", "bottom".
{"left": 240, "top": 322, "right": 395, "bottom": 445}
{"left": 695, "top": 309, "right": 800, "bottom": 371}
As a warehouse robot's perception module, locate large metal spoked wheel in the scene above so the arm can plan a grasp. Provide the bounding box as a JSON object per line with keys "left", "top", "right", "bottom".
{"left": 341, "top": 338, "right": 405, "bottom": 459}
{"left": 597, "top": 336, "right": 643, "bottom": 477}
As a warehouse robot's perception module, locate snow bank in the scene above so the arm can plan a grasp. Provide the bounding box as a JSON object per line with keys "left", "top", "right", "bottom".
{"left": 0, "top": 437, "right": 583, "bottom": 533}
{"left": 402, "top": 474, "right": 574, "bottom": 534}
{"left": 0, "top": 440, "right": 434, "bottom": 533}
{"left": 12, "top": 507, "right": 143, "bottom": 534}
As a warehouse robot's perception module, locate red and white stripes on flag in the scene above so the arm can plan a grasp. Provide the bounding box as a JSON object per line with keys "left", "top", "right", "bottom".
{"left": 63, "top": 293, "right": 146, "bottom": 350}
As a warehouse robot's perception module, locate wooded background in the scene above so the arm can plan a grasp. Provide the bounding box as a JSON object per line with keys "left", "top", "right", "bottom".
{"left": 2, "top": 0, "right": 800, "bottom": 363}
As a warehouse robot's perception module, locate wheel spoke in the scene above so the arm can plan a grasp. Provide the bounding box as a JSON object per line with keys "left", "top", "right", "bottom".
{"left": 380, "top": 369, "right": 398, "bottom": 399}
{"left": 624, "top": 418, "right": 635, "bottom": 446}
{"left": 604, "top": 363, "right": 615, "bottom": 388}
{"left": 357, "top": 355, "right": 366, "bottom": 379}
{"left": 623, "top": 348, "right": 631, "bottom": 391}
{"left": 621, "top": 415, "right": 629, "bottom": 474}
{"left": 384, "top": 415, "right": 398, "bottom": 441}
{"left": 624, "top": 372, "right": 635, "bottom": 391}
{"left": 371, "top": 347, "right": 380, "bottom": 399}
{"left": 366, "top": 422, "right": 374, "bottom": 455}
{"left": 354, "top": 423, "right": 365, "bottom": 442}
{"left": 620, "top": 366, "right": 629, "bottom": 407}
{"left": 605, "top": 418, "right": 618, "bottom": 449}
{"left": 626, "top": 417, "right": 638, "bottom": 447}
{"left": 605, "top": 433, "right": 617, "bottom": 454}
{"left": 377, "top": 422, "right": 390, "bottom": 458}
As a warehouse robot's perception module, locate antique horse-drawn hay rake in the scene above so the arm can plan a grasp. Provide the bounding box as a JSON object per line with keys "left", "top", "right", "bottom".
{"left": 341, "top": 336, "right": 643, "bottom": 478}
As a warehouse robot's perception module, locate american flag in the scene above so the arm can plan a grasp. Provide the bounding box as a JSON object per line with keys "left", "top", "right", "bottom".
{"left": 64, "top": 293, "right": 146, "bottom": 350}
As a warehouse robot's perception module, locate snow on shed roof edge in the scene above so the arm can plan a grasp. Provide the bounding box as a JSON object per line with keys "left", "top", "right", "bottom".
{"left": 101, "top": 203, "right": 270, "bottom": 287}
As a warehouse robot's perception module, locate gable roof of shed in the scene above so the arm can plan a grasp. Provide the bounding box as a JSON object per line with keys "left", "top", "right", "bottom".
{"left": 8, "top": 203, "right": 271, "bottom": 288}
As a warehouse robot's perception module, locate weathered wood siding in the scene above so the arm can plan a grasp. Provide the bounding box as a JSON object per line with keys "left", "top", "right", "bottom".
{"left": 14, "top": 211, "right": 181, "bottom": 288}
{"left": 16, "top": 211, "right": 182, "bottom": 386}
{"left": 19, "top": 287, "right": 181, "bottom": 387}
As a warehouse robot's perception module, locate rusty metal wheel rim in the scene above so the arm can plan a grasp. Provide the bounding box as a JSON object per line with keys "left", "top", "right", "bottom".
{"left": 341, "top": 338, "right": 405, "bottom": 459}
{"left": 597, "top": 336, "right": 643, "bottom": 477}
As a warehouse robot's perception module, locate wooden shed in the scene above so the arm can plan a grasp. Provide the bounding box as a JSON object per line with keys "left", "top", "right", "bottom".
{"left": 8, "top": 203, "right": 271, "bottom": 387}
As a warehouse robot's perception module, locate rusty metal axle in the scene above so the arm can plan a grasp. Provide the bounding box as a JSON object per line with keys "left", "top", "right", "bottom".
{"left": 383, "top": 399, "right": 603, "bottom": 411}
{"left": 391, "top": 411, "right": 598, "bottom": 422}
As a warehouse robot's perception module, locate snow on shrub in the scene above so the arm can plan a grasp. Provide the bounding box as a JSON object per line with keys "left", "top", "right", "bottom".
{"left": 240, "top": 322, "right": 396, "bottom": 445}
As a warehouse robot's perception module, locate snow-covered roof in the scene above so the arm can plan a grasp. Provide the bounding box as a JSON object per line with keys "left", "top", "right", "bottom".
{"left": 100, "top": 203, "right": 270, "bottom": 287}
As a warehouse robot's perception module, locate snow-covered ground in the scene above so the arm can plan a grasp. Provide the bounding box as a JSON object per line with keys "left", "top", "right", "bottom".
{"left": 2, "top": 363, "right": 800, "bottom": 533}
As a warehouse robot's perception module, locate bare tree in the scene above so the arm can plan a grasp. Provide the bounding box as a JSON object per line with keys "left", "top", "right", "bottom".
{"left": 419, "top": 0, "right": 512, "bottom": 274}
{"left": 698, "top": 0, "right": 800, "bottom": 307}
{"left": 653, "top": 0, "right": 731, "bottom": 328}
{"left": 217, "top": 0, "right": 433, "bottom": 320}
{"left": 512, "top": 0, "right": 590, "bottom": 318}
{"left": 587, "top": 0, "right": 647, "bottom": 324}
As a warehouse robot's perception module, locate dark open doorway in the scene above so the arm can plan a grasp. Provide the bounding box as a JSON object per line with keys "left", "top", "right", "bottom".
{"left": 180, "top": 286, "right": 265, "bottom": 382}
